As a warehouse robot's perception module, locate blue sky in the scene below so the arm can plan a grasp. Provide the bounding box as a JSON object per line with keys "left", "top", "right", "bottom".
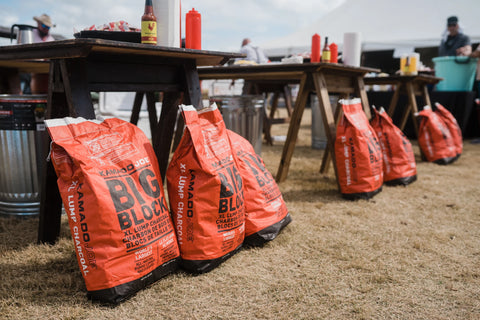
{"left": 0, "top": 0, "right": 345, "bottom": 51}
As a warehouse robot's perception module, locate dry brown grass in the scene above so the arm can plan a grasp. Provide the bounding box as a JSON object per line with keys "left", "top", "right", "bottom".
{"left": 1, "top": 108, "right": 480, "bottom": 319}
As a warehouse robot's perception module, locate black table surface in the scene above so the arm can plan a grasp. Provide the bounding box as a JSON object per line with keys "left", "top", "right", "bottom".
{"left": 0, "top": 38, "right": 242, "bottom": 66}
{"left": 199, "top": 62, "right": 379, "bottom": 80}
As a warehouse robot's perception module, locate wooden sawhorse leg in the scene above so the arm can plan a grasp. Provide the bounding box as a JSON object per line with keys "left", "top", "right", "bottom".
{"left": 38, "top": 59, "right": 96, "bottom": 244}
{"left": 263, "top": 85, "right": 293, "bottom": 146}
{"left": 130, "top": 92, "right": 158, "bottom": 142}
{"left": 152, "top": 92, "right": 183, "bottom": 182}
{"left": 319, "top": 93, "right": 348, "bottom": 174}
{"left": 397, "top": 81, "right": 420, "bottom": 137}
{"left": 310, "top": 72, "right": 345, "bottom": 190}
{"left": 276, "top": 74, "right": 312, "bottom": 182}
{"left": 318, "top": 76, "right": 371, "bottom": 176}
{"left": 386, "top": 83, "right": 402, "bottom": 117}
{"left": 263, "top": 92, "right": 279, "bottom": 145}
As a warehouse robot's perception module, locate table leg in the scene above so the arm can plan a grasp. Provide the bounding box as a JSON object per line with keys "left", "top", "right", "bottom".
{"left": 61, "top": 59, "right": 95, "bottom": 119}
{"left": 263, "top": 99, "right": 273, "bottom": 146}
{"left": 263, "top": 97, "right": 273, "bottom": 146}
{"left": 38, "top": 62, "right": 70, "bottom": 244}
{"left": 313, "top": 73, "right": 340, "bottom": 189}
{"left": 276, "top": 74, "right": 312, "bottom": 182}
{"left": 269, "top": 91, "right": 280, "bottom": 120}
{"left": 153, "top": 92, "right": 183, "bottom": 182}
{"left": 404, "top": 81, "right": 420, "bottom": 137}
{"left": 38, "top": 59, "right": 96, "bottom": 244}
{"left": 422, "top": 84, "right": 432, "bottom": 108}
{"left": 130, "top": 92, "right": 145, "bottom": 125}
{"left": 265, "top": 92, "right": 280, "bottom": 145}
{"left": 387, "top": 84, "right": 402, "bottom": 117}
{"left": 283, "top": 85, "right": 294, "bottom": 117}
{"left": 183, "top": 61, "right": 201, "bottom": 108}
{"left": 355, "top": 76, "right": 371, "bottom": 120}
{"left": 146, "top": 92, "right": 158, "bottom": 142}
{"left": 172, "top": 62, "right": 203, "bottom": 155}
{"left": 170, "top": 60, "right": 201, "bottom": 153}
{"left": 319, "top": 93, "right": 347, "bottom": 174}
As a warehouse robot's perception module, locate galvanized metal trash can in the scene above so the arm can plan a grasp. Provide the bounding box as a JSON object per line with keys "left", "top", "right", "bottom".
{"left": 311, "top": 94, "right": 338, "bottom": 150}
{"left": 210, "top": 95, "right": 264, "bottom": 154}
{"left": 0, "top": 95, "right": 47, "bottom": 216}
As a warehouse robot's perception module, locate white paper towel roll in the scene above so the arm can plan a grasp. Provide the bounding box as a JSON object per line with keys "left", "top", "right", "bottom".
{"left": 153, "top": 0, "right": 181, "bottom": 47}
{"left": 343, "top": 32, "right": 362, "bottom": 67}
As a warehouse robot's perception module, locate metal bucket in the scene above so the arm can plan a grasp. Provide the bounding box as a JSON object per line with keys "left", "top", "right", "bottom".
{"left": 0, "top": 95, "right": 47, "bottom": 216}
{"left": 210, "top": 95, "right": 264, "bottom": 154}
{"left": 311, "top": 94, "right": 338, "bottom": 149}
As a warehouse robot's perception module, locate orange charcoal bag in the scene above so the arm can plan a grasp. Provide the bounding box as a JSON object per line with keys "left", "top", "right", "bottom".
{"left": 434, "top": 102, "right": 463, "bottom": 159}
{"left": 45, "top": 117, "right": 180, "bottom": 304}
{"left": 167, "top": 104, "right": 245, "bottom": 274}
{"left": 335, "top": 98, "right": 383, "bottom": 200}
{"left": 416, "top": 105, "right": 457, "bottom": 165}
{"left": 370, "top": 107, "right": 417, "bottom": 186}
{"left": 227, "top": 129, "right": 292, "bottom": 247}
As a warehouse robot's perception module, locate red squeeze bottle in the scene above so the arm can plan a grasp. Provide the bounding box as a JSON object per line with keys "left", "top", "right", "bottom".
{"left": 311, "top": 33, "right": 321, "bottom": 63}
{"left": 330, "top": 42, "right": 338, "bottom": 63}
{"left": 186, "top": 8, "right": 201, "bottom": 49}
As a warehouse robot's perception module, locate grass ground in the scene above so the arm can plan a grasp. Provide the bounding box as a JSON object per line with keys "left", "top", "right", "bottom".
{"left": 1, "top": 108, "right": 479, "bottom": 319}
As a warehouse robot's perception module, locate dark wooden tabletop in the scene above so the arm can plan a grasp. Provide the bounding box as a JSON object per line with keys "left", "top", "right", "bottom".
{"left": 198, "top": 63, "right": 380, "bottom": 80}
{"left": 0, "top": 38, "right": 242, "bottom": 66}
{"left": 363, "top": 73, "right": 443, "bottom": 85}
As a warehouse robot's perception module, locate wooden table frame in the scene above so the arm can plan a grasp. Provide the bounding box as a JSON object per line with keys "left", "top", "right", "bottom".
{"left": 364, "top": 74, "right": 442, "bottom": 135}
{"left": 199, "top": 63, "right": 379, "bottom": 183}
{"left": 320, "top": 74, "right": 444, "bottom": 172}
{"left": 0, "top": 39, "right": 239, "bottom": 244}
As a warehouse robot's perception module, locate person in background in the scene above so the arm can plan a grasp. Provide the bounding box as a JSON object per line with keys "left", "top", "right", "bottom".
{"left": 239, "top": 38, "right": 269, "bottom": 64}
{"left": 26, "top": 14, "right": 56, "bottom": 94}
{"left": 237, "top": 38, "right": 270, "bottom": 95}
{"left": 438, "top": 16, "right": 472, "bottom": 57}
{"left": 33, "top": 14, "right": 56, "bottom": 42}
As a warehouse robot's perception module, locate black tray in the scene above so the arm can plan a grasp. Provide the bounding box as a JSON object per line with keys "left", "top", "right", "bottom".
{"left": 74, "top": 30, "right": 141, "bottom": 43}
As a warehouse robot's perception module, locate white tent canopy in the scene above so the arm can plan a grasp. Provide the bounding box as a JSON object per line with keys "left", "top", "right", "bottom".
{"left": 262, "top": 0, "right": 480, "bottom": 57}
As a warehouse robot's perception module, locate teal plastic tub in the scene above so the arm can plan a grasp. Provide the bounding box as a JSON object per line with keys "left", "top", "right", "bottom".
{"left": 433, "top": 56, "right": 478, "bottom": 91}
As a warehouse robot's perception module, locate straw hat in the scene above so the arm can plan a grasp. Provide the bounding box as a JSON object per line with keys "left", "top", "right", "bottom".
{"left": 33, "top": 14, "right": 55, "bottom": 28}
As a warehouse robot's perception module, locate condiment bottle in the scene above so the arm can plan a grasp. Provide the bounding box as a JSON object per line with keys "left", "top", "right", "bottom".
{"left": 322, "top": 37, "right": 331, "bottom": 63}
{"left": 186, "top": 8, "right": 201, "bottom": 49}
{"left": 408, "top": 53, "right": 419, "bottom": 75}
{"left": 400, "top": 54, "right": 407, "bottom": 75}
{"left": 330, "top": 42, "right": 338, "bottom": 63}
{"left": 141, "top": 0, "right": 157, "bottom": 44}
{"left": 311, "top": 33, "right": 321, "bottom": 63}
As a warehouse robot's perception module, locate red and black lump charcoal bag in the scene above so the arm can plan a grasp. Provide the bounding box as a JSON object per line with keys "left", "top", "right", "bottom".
{"left": 370, "top": 107, "right": 417, "bottom": 186}
{"left": 434, "top": 102, "right": 463, "bottom": 159}
{"left": 335, "top": 98, "right": 383, "bottom": 200}
{"left": 417, "top": 105, "right": 457, "bottom": 165}
{"left": 227, "top": 129, "right": 291, "bottom": 247}
{"left": 45, "top": 117, "right": 180, "bottom": 304}
{"left": 167, "top": 104, "right": 245, "bottom": 274}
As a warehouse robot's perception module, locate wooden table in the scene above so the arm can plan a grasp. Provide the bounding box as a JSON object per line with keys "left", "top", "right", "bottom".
{"left": 364, "top": 74, "right": 442, "bottom": 135}
{"left": 199, "top": 63, "right": 379, "bottom": 183}
{"left": 0, "top": 38, "right": 240, "bottom": 244}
